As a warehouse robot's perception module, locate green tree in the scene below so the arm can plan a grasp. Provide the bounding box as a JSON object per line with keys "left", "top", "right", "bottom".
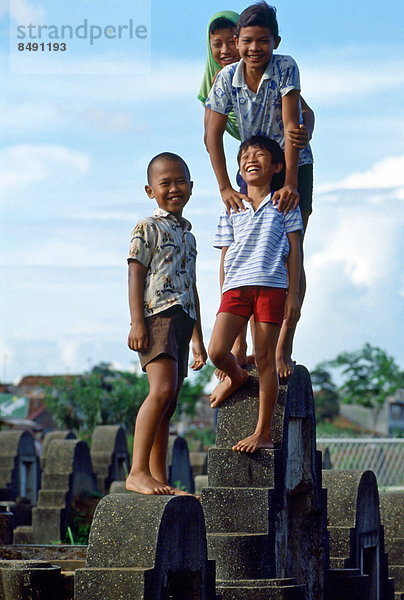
{"left": 325, "top": 343, "right": 404, "bottom": 413}
{"left": 44, "top": 362, "right": 215, "bottom": 436}
{"left": 44, "top": 363, "right": 148, "bottom": 436}
{"left": 177, "top": 364, "right": 214, "bottom": 418}
{"left": 310, "top": 365, "right": 340, "bottom": 422}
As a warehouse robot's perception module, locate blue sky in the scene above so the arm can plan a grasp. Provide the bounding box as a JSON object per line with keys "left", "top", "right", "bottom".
{"left": 1, "top": 0, "right": 403, "bottom": 383}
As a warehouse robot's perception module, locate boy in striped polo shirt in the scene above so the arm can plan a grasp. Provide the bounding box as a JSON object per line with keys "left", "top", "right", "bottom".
{"left": 208, "top": 135, "right": 302, "bottom": 452}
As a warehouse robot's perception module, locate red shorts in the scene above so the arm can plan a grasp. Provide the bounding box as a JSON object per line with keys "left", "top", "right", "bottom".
{"left": 218, "top": 286, "right": 286, "bottom": 326}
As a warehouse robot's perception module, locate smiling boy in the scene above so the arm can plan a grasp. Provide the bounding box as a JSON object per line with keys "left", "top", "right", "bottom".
{"left": 205, "top": 2, "right": 314, "bottom": 378}
{"left": 126, "top": 152, "right": 206, "bottom": 495}
{"left": 208, "top": 135, "right": 303, "bottom": 452}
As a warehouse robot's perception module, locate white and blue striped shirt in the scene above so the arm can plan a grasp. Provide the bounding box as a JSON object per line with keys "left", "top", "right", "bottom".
{"left": 214, "top": 196, "right": 303, "bottom": 293}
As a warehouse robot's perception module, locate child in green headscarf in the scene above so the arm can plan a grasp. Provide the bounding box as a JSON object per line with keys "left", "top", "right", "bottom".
{"left": 198, "top": 11, "right": 241, "bottom": 142}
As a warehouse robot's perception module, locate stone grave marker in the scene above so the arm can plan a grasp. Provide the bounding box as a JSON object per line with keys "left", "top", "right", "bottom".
{"left": 14, "top": 439, "right": 98, "bottom": 544}
{"left": 0, "top": 431, "right": 40, "bottom": 505}
{"left": 75, "top": 493, "right": 216, "bottom": 599}
{"left": 40, "top": 430, "right": 76, "bottom": 472}
{"left": 323, "top": 469, "right": 394, "bottom": 599}
{"left": 202, "top": 365, "right": 325, "bottom": 600}
{"left": 90, "top": 425, "right": 129, "bottom": 493}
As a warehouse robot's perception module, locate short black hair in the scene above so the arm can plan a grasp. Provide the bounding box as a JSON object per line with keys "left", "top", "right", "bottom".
{"left": 147, "top": 152, "right": 191, "bottom": 184}
{"left": 209, "top": 17, "right": 237, "bottom": 35}
{"left": 236, "top": 2, "right": 279, "bottom": 38}
{"left": 237, "top": 135, "right": 284, "bottom": 165}
{"left": 237, "top": 135, "right": 285, "bottom": 191}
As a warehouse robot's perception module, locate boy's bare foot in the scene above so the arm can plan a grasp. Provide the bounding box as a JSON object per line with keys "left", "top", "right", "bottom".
{"left": 276, "top": 351, "right": 296, "bottom": 380}
{"left": 215, "top": 368, "right": 227, "bottom": 381}
{"left": 232, "top": 432, "right": 274, "bottom": 453}
{"left": 126, "top": 473, "right": 174, "bottom": 495}
{"left": 171, "top": 488, "right": 200, "bottom": 500}
{"left": 210, "top": 370, "right": 249, "bottom": 408}
{"left": 215, "top": 352, "right": 255, "bottom": 381}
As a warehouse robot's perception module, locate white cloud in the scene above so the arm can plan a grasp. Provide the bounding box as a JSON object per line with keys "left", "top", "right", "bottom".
{"left": 307, "top": 207, "right": 399, "bottom": 287}
{"left": 9, "top": 0, "right": 45, "bottom": 24}
{"left": 303, "top": 63, "right": 404, "bottom": 105}
{"left": 317, "top": 155, "right": 404, "bottom": 194}
{"left": 0, "top": 144, "right": 90, "bottom": 193}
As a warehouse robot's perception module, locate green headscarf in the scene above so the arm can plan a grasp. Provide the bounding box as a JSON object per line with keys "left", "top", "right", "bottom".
{"left": 197, "top": 10, "right": 240, "bottom": 141}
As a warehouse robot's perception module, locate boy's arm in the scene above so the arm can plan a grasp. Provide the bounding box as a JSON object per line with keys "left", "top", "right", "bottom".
{"left": 190, "top": 284, "right": 207, "bottom": 371}
{"left": 219, "top": 246, "right": 228, "bottom": 291}
{"left": 287, "top": 96, "right": 315, "bottom": 149}
{"left": 273, "top": 89, "right": 300, "bottom": 213}
{"left": 284, "top": 231, "right": 302, "bottom": 328}
{"left": 127, "top": 260, "right": 148, "bottom": 352}
{"left": 203, "top": 107, "right": 211, "bottom": 150}
{"left": 206, "top": 110, "right": 250, "bottom": 212}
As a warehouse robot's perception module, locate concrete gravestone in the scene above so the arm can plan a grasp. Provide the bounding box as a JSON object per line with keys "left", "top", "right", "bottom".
{"left": 14, "top": 439, "right": 98, "bottom": 544}
{"left": 202, "top": 365, "right": 325, "bottom": 600}
{"left": 75, "top": 493, "right": 216, "bottom": 600}
{"left": 323, "top": 469, "right": 394, "bottom": 600}
{"left": 0, "top": 431, "right": 40, "bottom": 505}
{"left": 90, "top": 425, "right": 130, "bottom": 493}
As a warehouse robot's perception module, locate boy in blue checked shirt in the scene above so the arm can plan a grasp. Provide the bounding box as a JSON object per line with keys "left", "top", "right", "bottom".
{"left": 208, "top": 136, "right": 302, "bottom": 452}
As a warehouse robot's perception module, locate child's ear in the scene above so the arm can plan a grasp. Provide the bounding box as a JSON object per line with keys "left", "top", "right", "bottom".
{"left": 274, "top": 36, "right": 281, "bottom": 49}
{"left": 145, "top": 184, "right": 154, "bottom": 199}
{"left": 273, "top": 162, "right": 284, "bottom": 173}
{"left": 189, "top": 181, "right": 194, "bottom": 196}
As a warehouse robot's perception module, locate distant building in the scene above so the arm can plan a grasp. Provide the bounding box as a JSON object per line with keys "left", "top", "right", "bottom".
{"left": 387, "top": 389, "right": 404, "bottom": 435}
{"left": 339, "top": 389, "right": 404, "bottom": 436}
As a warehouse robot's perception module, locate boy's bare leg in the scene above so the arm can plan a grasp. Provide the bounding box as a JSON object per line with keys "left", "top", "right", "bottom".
{"left": 149, "top": 377, "right": 183, "bottom": 485}
{"left": 209, "top": 313, "right": 250, "bottom": 408}
{"left": 233, "top": 322, "right": 280, "bottom": 452}
{"left": 276, "top": 213, "right": 310, "bottom": 379}
{"left": 215, "top": 319, "right": 255, "bottom": 381}
{"left": 126, "top": 357, "right": 178, "bottom": 495}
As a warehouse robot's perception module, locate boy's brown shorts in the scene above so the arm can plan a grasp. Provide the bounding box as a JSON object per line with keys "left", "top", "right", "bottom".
{"left": 138, "top": 305, "right": 195, "bottom": 378}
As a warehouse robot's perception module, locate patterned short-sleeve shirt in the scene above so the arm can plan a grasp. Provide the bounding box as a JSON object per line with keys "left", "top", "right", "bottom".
{"left": 205, "top": 55, "right": 313, "bottom": 167}
{"left": 128, "top": 208, "right": 197, "bottom": 319}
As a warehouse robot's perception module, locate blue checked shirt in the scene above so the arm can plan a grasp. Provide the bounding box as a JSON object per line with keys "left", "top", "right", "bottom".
{"left": 214, "top": 196, "right": 303, "bottom": 293}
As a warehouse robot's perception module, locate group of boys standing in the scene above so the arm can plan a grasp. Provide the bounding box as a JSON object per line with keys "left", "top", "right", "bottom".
{"left": 126, "top": 2, "right": 315, "bottom": 496}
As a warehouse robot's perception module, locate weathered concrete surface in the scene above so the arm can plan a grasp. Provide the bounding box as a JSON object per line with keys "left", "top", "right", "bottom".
{"left": 0, "top": 431, "right": 40, "bottom": 504}
{"left": 75, "top": 493, "right": 216, "bottom": 599}
{"left": 15, "top": 439, "right": 98, "bottom": 544}
{"left": 90, "top": 425, "right": 129, "bottom": 493}
{"left": 380, "top": 490, "right": 404, "bottom": 599}
{"left": 323, "top": 469, "right": 394, "bottom": 600}
{"left": 40, "top": 430, "right": 76, "bottom": 471}
{"left": 202, "top": 365, "right": 326, "bottom": 600}
{"left": 0, "top": 560, "right": 62, "bottom": 600}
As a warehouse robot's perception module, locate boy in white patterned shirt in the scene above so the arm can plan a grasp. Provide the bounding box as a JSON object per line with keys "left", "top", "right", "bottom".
{"left": 126, "top": 152, "right": 206, "bottom": 494}
{"left": 209, "top": 136, "right": 302, "bottom": 452}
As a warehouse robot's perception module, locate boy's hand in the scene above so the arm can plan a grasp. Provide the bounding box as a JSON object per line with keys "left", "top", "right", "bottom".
{"left": 221, "top": 186, "right": 252, "bottom": 213}
{"left": 190, "top": 342, "right": 207, "bottom": 371}
{"left": 127, "top": 322, "right": 148, "bottom": 352}
{"left": 287, "top": 124, "right": 310, "bottom": 149}
{"left": 284, "top": 293, "right": 301, "bottom": 328}
{"left": 272, "top": 185, "right": 299, "bottom": 213}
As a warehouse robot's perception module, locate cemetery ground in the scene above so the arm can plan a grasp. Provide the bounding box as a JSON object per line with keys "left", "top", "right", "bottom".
{"left": 0, "top": 347, "right": 402, "bottom": 599}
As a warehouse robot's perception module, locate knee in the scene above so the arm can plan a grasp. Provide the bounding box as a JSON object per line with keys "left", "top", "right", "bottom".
{"left": 255, "top": 351, "right": 276, "bottom": 374}
{"left": 208, "top": 342, "right": 226, "bottom": 367}
{"left": 150, "top": 385, "right": 176, "bottom": 410}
